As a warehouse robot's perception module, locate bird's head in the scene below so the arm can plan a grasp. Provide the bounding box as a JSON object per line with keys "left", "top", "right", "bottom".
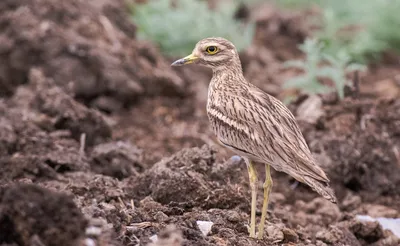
{"left": 171, "top": 37, "right": 240, "bottom": 71}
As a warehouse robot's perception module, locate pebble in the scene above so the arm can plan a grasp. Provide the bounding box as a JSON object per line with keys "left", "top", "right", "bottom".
{"left": 230, "top": 155, "right": 242, "bottom": 163}
{"left": 356, "top": 215, "right": 400, "bottom": 237}
{"left": 83, "top": 238, "right": 96, "bottom": 246}
{"left": 226, "top": 210, "right": 241, "bottom": 223}
{"left": 149, "top": 234, "right": 158, "bottom": 242}
{"left": 282, "top": 227, "right": 299, "bottom": 243}
{"left": 196, "top": 220, "right": 214, "bottom": 236}
{"left": 85, "top": 226, "right": 102, "bottom": 236}
{"left": 154, "top": 211, "right": 169, "bottom": 222}
{"left": 266, "top": 225, "right": 284, "bottom": 243}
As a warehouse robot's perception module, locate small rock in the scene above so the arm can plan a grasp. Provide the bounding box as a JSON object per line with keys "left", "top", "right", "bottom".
{"left": 296, "top": 95, "right": 324, "bottom": 124}
{"left": 342, "top": 193, "right": 362, "bottom": 211}
{"left": 350, "top": 218, "right": 384, "bottom": 243}
{"left": 154, "top": 211, "right": 169, "bottom": 222}
{"left": 356, "top": 215, "right": 400, "bottom": 238}
{"left": 149, "top": 235, "right": 158, "bottom": 243}
{"left": 226, "top": 210, "right": 241, "bottom": 223}
{"left": 266, "top": 225, "right": 284, "bottom": 243}
{"left": 139, "top": 196, "right": 166, "bottom": 212}
{"left": 230, "top": 155, "right": 242, "bottom": 163}
{"left": 85, "top": 226, "right": 102, "bottom": 236}
{"left": 316, "top": 225, "right": 361, "bottom": 246}
{"left": 147, "top": 225, "right": 183, "bottom": 246}
{"left": 282, "top": 227, "right": 298, "bottom": 243}
{"left": 196, "top": 220, "right": 214, "bottom": 236}
{"left": 83, "top": 238, "right": 96, "bottom": 246}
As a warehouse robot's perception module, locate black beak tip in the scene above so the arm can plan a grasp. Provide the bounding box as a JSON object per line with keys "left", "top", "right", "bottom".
{"left": 171, "top": 59, "right": 184, "bottom": 67}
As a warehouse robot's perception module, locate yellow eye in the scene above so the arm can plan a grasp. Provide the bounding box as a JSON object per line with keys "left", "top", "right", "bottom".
{"left": 206, "top": 46, "right": 218, "bottom": 54}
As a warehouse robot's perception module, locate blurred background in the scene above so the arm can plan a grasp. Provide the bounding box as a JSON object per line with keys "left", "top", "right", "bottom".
{"left": 0, "top": 0, "right": 399, "bottom": 245}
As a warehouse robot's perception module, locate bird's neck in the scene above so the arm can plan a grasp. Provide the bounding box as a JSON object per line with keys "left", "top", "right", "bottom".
{"left": 211, "top": 60, "right": 245, "bottom": 82}
{"left": 208, "top": 60, "right": 247, "bottom": 103}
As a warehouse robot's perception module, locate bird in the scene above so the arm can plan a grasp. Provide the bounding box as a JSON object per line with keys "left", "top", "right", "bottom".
{"left": 171, "top": 37, "right": 337, "bottom": 239}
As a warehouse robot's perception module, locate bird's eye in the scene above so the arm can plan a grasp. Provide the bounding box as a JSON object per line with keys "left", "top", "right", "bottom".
{"left": 206, "top": 46, "right": 218, "bottom": 54}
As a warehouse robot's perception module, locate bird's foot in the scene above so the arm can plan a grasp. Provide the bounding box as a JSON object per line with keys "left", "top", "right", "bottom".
{"left": 245, "top": 224, "right": 256, "bottom": 238}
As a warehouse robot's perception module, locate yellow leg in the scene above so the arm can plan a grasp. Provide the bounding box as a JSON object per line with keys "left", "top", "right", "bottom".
{"left": 246, "top": 159, "right": 258, "bottom": 238}
{"left": 257, "top": 164, "right": 273, "bottom": 239}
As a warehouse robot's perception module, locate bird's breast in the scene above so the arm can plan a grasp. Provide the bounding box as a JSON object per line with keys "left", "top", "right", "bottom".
{"left": 206, "top": 104, "right": 220, "bottom": 134}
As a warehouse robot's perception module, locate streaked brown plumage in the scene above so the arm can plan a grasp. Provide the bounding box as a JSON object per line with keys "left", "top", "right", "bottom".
{"left": 171, "top": 37, "right": 337, "bottom": 239}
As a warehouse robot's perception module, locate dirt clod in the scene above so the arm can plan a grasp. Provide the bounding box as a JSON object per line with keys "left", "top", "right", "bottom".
{"left": 349, "top": 219, "right": 385, "bottom": 244}
{"left": 128, "top": 145, "right": 247, "bottom": 210}
{"left": 90, "top": 141, "right": 143, "bottom": 179}
{"left": 30, "top": 68, "right": 112, "bottom": 146}
{"left": 316, "top": 225, "right": 361, "bottom": 246}
{"left": 0, "top": 0, "right": 187, "bottom": 104}
{"left": 0, "top": 184, "right": 87, "bottom": 246}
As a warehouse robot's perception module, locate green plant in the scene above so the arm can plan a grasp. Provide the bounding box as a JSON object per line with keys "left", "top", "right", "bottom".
{"left": 276, "top": 0, "right": 400, "bottom": 63}
{"left": 283, "top": 39, "right": 331, "bottom": 94}
{"left": 320, "top": 51, "right": 366, "bottom": 99}
{"left": 130, "top": 0, "right": 255, "bottom": 57}
{"left": 273, "top": 0, "right": 322, "bottom": 9}
{"left": 283, "top": 38, "right": 366, "bottom": 99}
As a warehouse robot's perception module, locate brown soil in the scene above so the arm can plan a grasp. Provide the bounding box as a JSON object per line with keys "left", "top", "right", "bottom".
{"left": 0, "top": 0, "right": 399, "bottom": 246}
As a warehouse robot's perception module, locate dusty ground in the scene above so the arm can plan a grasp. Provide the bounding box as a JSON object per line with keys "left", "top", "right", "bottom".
{"left": 0, "top": 0, "right": 400, "bottom": 246}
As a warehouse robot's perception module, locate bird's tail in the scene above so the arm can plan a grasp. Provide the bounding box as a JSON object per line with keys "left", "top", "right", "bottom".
{"left": 303, "top": 176, "right": 337, "bottom": 204}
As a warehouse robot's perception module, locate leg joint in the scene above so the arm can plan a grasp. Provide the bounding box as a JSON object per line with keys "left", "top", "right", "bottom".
{"left": 247, "top": 160, "right": 258, "bottom": 184}
{"left": 263, "top": 178, "right": 273, "bottom": 189}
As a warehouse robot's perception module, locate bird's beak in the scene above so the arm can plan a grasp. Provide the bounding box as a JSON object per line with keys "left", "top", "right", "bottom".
{"left": 171, "top": 54, "right": 199, "bottom": 66}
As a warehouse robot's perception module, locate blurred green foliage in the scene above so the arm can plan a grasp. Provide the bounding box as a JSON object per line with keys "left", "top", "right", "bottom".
{"left": 278, "top": 0, "right": 399, "bottom": 99}
{"left": 283, "top": 39, "right": 366, "bottom": 99}
{"left": 278, "top": 0, "right": 400, "bottom": 63}
{"left": 274, "top": 0, "right": 322, "bottom": 9}
{"left": 130, "top": 0, "right": 255, "bottom": 57}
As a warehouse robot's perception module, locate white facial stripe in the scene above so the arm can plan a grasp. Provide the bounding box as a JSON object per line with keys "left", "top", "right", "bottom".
{"left": 206, "top": 42, "right": 220, "bottom": 48}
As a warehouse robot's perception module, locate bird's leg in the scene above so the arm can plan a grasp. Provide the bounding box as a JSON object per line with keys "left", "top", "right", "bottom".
{"left": 257, "top": 164, "right": 273, "bottom": 239}
{"left": 246, "top": 160, "right": 258, "bottom": 238}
